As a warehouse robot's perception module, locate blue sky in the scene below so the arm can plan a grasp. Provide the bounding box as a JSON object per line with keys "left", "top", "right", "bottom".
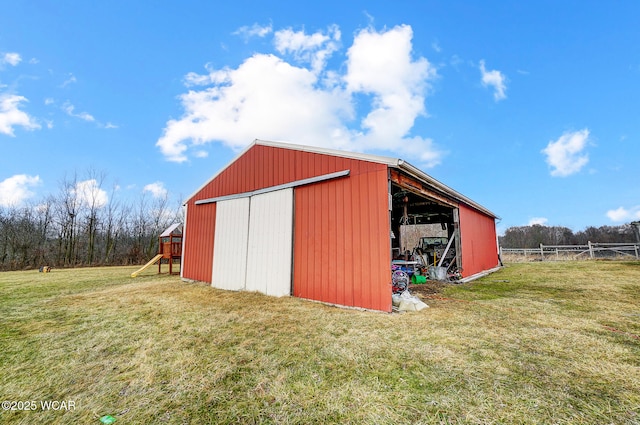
{"left": 1, "top": 1, "right": 639, "bottom": 234}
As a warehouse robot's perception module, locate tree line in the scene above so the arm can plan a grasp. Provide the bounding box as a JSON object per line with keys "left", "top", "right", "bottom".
{"left": 0, "top": 171, "right": 183, "bottom": 271}
{"left": 3, "top": 170, "right": 637, "bottom": 271}
{"left": 499, "top": 223, "right": 639, "bottom": 249}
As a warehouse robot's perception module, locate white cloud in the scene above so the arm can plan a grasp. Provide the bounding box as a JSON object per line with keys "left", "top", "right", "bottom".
{"left": 274, "top": 25, "right": 340, "bottom": 73}
{"left": 0, "top": 174, "right": 41, "bottom": 207}
{"left": 542, "top": 129, "right": 590, "bottom": 177}
{"left": 73, "top": 179, "right": 108, "bottom": 208}
{"left": 479, "top": 60, "right": 507, "bottom": 101}
{"left": 60, "top": 73, "right": 77, "bottom": 88}
{"left": 2, "top": 52, "right": 22, "bottom": 66}
{"left": 144, "top": 182, "right": 168, "bottom": 199}
{"left": 450, "top": 55, "right": 463, "bottom": 69}
{"left": 606, "top": 206, "right": 640, "bottom": 222}
{"left": 61, "top": 101, "right": 116, "bottom": 129}
{"left": 184, "top": 70, "right": 214, "bottom": 87}
{"left": 157, "top": 53, "right": 327, "bottom": 161}
{"left": 96, "top": 121, "right": 120, "bottom": 130}
{"left": 234, "top": 23, "right": 273, "bottom": 40}
{"left": 157, "top": 24, "right": 443, "bottom": 167}
{"left": 528, "top": 217, "right": 548, "bottom": 226}
{"left": 0, "top": 94, "right": 41, "bottom": 136}
{"left": 77, "top": 111, "right": 95, "bottom": 121}
{"left": 62, "top": 101, "right": 95, "bottom": 122}
{"left": 344, "top": 25, "right": 440, "bottom": 164}
{"left": 44, "top": 98, "right": 55, "bottom": 105}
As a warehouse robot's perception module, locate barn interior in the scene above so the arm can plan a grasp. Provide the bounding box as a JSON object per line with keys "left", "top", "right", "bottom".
{"left": 390, "top": 176, "right": 461, "bottom": 284}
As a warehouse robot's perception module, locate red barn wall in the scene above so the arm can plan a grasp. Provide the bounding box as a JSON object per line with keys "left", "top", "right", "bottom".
{"left": 181, "top": 202, "right": 216, "bottom": 283}
{"left": 182, "top": 144, "right": 392, "bottom": 311}
{"left": 458, "top": 203, "right": 499, "bottom": 277}
{"left": 293, "top": 163, "right": 391, "bottom": 312}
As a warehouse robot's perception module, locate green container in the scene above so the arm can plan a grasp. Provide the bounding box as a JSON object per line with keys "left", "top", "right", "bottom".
{"left": 411, "top": 274, "right": 427, "bottom": 284}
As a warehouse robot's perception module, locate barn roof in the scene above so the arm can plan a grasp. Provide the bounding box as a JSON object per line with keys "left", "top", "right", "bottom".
{"left": 187, "top": 139, "right": 498, "bottom": 219}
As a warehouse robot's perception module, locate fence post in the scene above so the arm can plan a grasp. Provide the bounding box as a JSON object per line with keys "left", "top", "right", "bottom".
{"left": 540, "top": 243, "right": 544, "bottom": 261}
{"left": 635, "top": 244, "right": 638, "bottom": 259}
{"left": 588, "top": 241, "right": 594, "bottom": 259}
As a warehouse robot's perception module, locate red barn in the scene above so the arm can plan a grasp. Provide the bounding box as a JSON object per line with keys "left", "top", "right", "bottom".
{"left": 181, "top": 140, "right": 499, "bottom": 312}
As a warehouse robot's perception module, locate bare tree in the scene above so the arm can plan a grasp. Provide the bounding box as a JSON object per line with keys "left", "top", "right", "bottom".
{"left": 52, "top": 173, "right": 82, "bottom": 266}
{"left": 78, "top": 169, "right": 107, "bottom": 265}
{"left": 500, "top": 224, "right": 635, "bottom": 248}
{"left": 0, "top": 170, "right": 185, "bottom": 270}
{"left": 0, "top": 207, "right": 8, "bottom": 268}
{"left": 0, "top": 204, "right": 49, "bottom": 269}
{"left": 32, "top": 197, "right": 54, "bottom": 266}
{"left": 102, "top": 184, "right": 130, "bottom": 265}
{"left": 130, "top": 193, "right": 150, "bottom": 264}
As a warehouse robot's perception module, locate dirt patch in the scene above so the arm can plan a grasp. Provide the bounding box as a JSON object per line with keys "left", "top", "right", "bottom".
{"left": 408, "top": 280, "right": 447, "bottom": 298}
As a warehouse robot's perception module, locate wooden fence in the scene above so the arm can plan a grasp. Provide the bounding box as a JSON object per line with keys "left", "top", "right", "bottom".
{"left": 500, "top": 242, "right": 640, "bottom": 261}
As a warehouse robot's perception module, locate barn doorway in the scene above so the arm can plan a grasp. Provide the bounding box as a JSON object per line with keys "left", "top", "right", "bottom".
{"left": 389, "top": 172, "right": 461, "bottom": 279}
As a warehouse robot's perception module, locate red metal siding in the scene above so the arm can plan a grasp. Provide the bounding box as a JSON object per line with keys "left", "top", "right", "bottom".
{"left": 182, "top": 202, "right": 216, "bottom": 283}
{"left": 293, "top": 162, "right": 392, "bottom": 312}
{"left": 183, "top": 144, "right": 393, "bottom": 311}
{"left": 458, "top": 203, "right": 499, "bottom": 277}
{"left": 194, "top": 145, "right": 336, "bottom": 200}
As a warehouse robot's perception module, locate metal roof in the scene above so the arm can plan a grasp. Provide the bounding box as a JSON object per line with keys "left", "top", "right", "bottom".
{"left": 186, "top": 139, "right": 498, "bottom": 219}
{"left": 160, "top": 223, "right": 182, "bottom": 237}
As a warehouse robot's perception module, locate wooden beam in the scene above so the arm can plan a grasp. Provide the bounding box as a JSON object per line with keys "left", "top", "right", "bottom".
{"left": 390, "top": 169, "right": 458, "bottom": 208}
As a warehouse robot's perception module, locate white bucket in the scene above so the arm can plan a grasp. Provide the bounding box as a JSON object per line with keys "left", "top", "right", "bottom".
{"left": 428, "top": 266, "right": 448, "bottom": 281}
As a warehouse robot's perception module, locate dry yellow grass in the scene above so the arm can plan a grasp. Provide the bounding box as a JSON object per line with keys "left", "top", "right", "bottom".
{"left": 1, "top": 261, "right": 638, "bottom": 424}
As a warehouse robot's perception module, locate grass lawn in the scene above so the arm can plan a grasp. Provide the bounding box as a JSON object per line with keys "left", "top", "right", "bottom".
{"left": 1, "top": 261, "right": 639, "bottom": 424}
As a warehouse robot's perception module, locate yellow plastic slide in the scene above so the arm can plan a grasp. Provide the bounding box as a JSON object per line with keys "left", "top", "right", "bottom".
{"left": 131, "top": 254, "right": 163, "bottom": 277}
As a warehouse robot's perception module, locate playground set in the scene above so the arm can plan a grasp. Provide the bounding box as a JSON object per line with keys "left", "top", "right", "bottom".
{"left": 131, "top": 224, "right": 182, "bottom": 277}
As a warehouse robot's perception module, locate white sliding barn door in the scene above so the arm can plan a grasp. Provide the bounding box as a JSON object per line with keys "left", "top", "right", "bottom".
{"left": 211, "top": 189, "right": 293, "bottom": 296}
{"left": 212, "top": 197, "right": 250, "bottom": 291}
{"left": 245, "top": 189, "right": 293, "bottom": 297}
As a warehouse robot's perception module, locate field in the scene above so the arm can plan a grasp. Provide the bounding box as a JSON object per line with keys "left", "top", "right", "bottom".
{"left": 1, "top": 261, "right": 639, "bottom": 424}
